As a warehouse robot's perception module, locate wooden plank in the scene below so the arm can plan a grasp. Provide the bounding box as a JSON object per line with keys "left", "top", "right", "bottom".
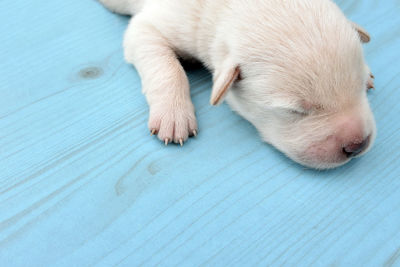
{"left": 0, "top": 0, "right": 399, "bottom": 266}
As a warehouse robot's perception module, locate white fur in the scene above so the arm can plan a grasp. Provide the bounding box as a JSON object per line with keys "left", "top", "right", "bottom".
{"left": 99, "top": 0, "right": 376, "bottom": 169}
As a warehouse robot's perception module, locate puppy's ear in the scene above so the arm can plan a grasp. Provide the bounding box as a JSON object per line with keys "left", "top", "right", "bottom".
{"left": 210, "top": 64, "right": 241, "bottom": 106}
{"left": 351, "top": 22, "right": 371, "bottom": 43}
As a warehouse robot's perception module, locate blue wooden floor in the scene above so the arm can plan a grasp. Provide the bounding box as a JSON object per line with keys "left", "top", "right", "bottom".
{"left": 0, "top": 1, "right": 399, "bottom": 266}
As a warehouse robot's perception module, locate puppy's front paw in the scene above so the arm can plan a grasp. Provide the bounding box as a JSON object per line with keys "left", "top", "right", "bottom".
{"left": 367, "top": 73, "right": 375, "bottom": 90}
{"left": 148, "top": 102, "right": 198, "bottom": 146}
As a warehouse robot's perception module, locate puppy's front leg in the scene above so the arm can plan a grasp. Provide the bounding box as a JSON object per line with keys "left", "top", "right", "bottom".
{"left": 124, "top": 18, "right": 198, "bottom": 145}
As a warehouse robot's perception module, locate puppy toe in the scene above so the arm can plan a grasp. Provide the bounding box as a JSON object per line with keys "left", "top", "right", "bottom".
{"left": 188, "top": 118, "right": 198, "bottom": 137}
{"left": 157, "top": 119, "right": 175, "bottom": 144}
{"left": 148, "top": 114, "right": 161, "bottom": 136}
{"left": 173, "top": 119, "right": 189, "bottom": 144}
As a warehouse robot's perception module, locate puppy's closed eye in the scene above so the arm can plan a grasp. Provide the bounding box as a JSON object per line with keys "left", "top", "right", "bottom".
{"left": 288, "top": 108, "right": 309, "bottom": 117}
{"left": 288, "top": 101, "right": 314, "bottom": 117}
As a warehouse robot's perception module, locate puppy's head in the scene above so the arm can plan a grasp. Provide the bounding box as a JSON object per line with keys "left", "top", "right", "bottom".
{"left": 210, "top": 20, "right": 376, "bottom": 169}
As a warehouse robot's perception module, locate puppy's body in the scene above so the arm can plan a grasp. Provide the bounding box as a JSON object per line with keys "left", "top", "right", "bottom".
{"left": 100, "top": 0, "right": 376, "bottom": 169}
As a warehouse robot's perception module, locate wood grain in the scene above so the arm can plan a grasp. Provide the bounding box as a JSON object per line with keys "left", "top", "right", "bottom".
{"left": 0, "top": 0, "right": 399, "bottom": 266}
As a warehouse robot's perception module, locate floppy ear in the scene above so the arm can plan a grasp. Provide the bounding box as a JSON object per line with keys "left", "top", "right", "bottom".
{"left": 351, "top": 22, "right": 371, "bottom": 43}
{"left": 210, "top": 64, "right": 241, "bottom": 106}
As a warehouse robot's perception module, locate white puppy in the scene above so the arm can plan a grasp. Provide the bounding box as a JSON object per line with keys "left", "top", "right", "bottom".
{"left": 99, "top": 0, "right": 376, "bottom": 169}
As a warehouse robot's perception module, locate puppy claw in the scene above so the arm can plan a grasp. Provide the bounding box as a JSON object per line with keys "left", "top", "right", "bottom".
{"left": 179, "top": 139, "right": 184, "bottom": 146}
{"left": 165, "top": 138, "right": 169, "bottom": 146}
{"left": 150, "top": 129, "right": 156, "bottom": 136}
{"left": 192, "top": 130, "right": 197, "bottom": 137}
{"left": 367, "top": 73, "right": 375, "bottom": 91}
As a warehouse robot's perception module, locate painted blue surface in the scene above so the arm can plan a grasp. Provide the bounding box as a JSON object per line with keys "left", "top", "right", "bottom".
{"left": 0, "top": 0, "right": 399, "bottom": 266}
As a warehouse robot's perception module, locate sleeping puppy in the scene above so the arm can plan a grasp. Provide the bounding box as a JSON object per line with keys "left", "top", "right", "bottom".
{"left": 99, "top": 0, "right": 376, "bottom": 169}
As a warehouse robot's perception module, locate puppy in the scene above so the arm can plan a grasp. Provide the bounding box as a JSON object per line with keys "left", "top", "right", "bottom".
{"left": 99, "top": 0, "right": 376, "bottom": 169}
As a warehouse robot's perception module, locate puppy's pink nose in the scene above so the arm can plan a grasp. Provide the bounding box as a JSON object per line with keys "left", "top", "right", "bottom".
{"left": 343, "top": 135, "right": 371, "bottom": 158}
